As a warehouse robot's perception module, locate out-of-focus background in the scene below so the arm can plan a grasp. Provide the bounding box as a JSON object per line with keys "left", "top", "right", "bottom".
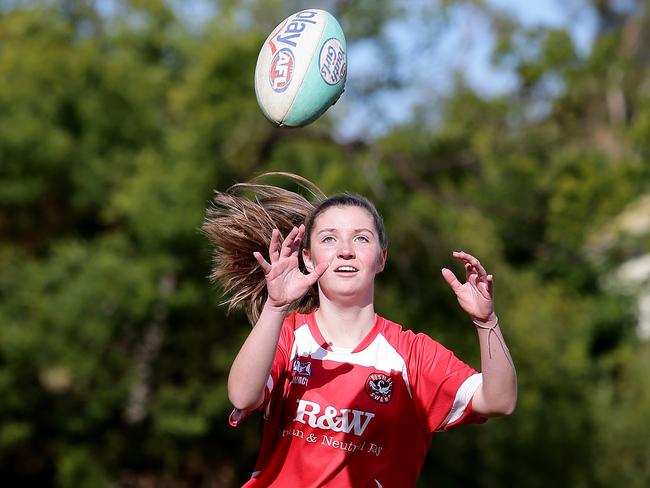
{"left": 1, "top": 0, "right": 650, "bottom": 486}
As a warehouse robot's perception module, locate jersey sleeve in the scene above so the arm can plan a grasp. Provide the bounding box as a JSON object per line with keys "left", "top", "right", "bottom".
{"left": 229, "top": 312, "right": 295, "bottom": 427}
{"left": 408, "top": 332, "right": 487, "bottom": 433}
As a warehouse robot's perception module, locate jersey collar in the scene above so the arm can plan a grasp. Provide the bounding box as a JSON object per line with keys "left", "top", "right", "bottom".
{"left": 306, "top": 311, "right": 384, "bottom": 354}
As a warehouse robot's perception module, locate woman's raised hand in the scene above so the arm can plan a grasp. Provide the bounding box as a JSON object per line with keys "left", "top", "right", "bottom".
{"left": 441, "top": 251, "right": 494, "bottom": 322}
{"left": 254, "top": 225, "right": 329, "bottom": 309}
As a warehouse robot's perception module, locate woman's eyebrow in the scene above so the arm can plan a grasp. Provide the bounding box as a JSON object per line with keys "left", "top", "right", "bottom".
{"left": 317, "top": 228, "right": 375, "bottom": 235}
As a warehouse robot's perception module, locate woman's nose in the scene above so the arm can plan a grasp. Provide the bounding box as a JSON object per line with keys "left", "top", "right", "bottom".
{"left": 337, "top": 242, "right": 355, "bottom": 258}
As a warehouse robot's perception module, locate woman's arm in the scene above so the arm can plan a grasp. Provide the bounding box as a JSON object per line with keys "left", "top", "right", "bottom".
{"left": 442, "top": 251, "right": 517, "bottom": 417}
{"left": 227, "top": 225, "right": 329, "bottom": 411}
{"left": 469, "top": 313, "right": 517, "bottom": 416}
{"left": 228, "top": 299, "right": 289, "bottom": 411}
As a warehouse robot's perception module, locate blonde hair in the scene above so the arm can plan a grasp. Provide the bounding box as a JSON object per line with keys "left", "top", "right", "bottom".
{"left": 203, "top": 172, "right": 387, "bottom": 324}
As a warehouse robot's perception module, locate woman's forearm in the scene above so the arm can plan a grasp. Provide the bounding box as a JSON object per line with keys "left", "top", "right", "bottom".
{"left": 472, "top": 314, "right": 517, "bottom": 417}
{"left": 227, "top": 300, "right": 289, "bottom": 411}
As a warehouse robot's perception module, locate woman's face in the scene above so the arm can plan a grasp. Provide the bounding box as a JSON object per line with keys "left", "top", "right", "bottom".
{"left": 302, "top": 205, "right": 387, "bottom": 304}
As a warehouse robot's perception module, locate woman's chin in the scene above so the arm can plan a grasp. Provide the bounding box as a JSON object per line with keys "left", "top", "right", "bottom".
{"left": 321, "top": 283, "right": 374, "bottom": 304}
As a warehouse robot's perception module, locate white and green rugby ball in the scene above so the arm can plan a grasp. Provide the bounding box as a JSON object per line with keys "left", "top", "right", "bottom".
{"left": 254, "top": 9, "right": 347, "bottom": 127}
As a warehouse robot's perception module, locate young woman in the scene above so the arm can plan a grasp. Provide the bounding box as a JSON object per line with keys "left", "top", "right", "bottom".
{"left": 204, "top": 174, "right": 517, "bottom": 487}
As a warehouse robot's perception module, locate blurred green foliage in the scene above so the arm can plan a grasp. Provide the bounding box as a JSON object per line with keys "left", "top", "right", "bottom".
{"left": 1, "top": 0, "right": 649, "bottom": 487}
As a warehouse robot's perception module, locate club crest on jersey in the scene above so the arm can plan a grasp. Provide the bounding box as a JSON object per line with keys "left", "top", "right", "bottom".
{"left": 292, "top": 357, "right": 312, "bottom": 377}
{"left": 365, "top": 373, "right": 393, "bottom": 403}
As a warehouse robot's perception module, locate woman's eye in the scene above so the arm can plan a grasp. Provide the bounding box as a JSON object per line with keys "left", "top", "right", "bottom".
{"left": 322, "top": 236, "right": 335, "bottom": 243}
{"left": 355, "top": 235, "right": 370, "bottom": 243}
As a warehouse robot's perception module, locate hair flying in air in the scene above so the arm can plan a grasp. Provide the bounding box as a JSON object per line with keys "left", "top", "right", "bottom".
{"left": 202, "top": 172, "right": 387, "bottom": 324}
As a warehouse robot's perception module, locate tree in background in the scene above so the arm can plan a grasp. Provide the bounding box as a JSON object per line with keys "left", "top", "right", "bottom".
{"left": 0, "top": 0, "right": 648, "bottom": 487}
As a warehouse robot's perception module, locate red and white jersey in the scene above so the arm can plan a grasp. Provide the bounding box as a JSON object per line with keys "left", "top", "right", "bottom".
{"left": 230, "top": 311, "right": 486, "bottom": 487}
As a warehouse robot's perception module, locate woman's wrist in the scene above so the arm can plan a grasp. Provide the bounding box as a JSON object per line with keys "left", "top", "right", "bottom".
{"left": 472, "top": 312, "right": 500, "bottom": 359}
{"left": 472, "top": 312, "right": 498, "bottom": 328}
{"left": 263, "top": 298, "right": 291, "bottom": 315}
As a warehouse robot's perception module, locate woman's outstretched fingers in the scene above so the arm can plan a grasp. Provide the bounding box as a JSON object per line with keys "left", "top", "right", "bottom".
{"left": 456, "top": 251, "right": 487, "bottom": 276}
{"left": 486, "top": 274, "right": 494, "bottom": 295}
{"left": 280, "top": 227, "right": 298, "bottom": 257}
{"left": 307, "top": 260, "right": 331, "bottom": 285}
{"left": 464, "top": 261, "right": 473, "bottom": 279}
{"left": 441, "top": 267, "right": 461, "bottom": 291}
{"left": 472, "top": 257, "right": 487, "bottom": 277}
{"left": 269, "top": 229, "right": 281, "bottom": 263}
{"left": 292, "top": 225, "right": 305, "bottom": 253}
{"left": 253, "top": 251, "right": 272, "bottom": 274}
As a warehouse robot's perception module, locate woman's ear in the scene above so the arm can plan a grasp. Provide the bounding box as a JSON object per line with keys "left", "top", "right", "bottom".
{"left": 302, "top": 248, "right": 314, "bottom": 272}
{"left": 376, "top": 249, "right": 388, "bottom": 273}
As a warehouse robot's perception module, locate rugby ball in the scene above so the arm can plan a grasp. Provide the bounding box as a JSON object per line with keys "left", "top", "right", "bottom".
{"left": 254, "top": 9, "right": 347, "bottom": 127}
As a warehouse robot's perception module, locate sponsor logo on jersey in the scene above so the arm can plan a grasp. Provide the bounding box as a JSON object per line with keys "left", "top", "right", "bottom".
{"left": 319, "top": 38, "right": 346, "bottom": 85}
{"left": 294, "top": 399, "right": 375, "bottom": 436}
{"left": 365, "top": 373, "right": 393, "bottom": 403}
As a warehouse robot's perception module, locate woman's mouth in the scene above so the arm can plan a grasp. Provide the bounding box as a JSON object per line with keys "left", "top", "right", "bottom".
{"left": 334, "top": 265, "right": 358, "bottom": 273}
